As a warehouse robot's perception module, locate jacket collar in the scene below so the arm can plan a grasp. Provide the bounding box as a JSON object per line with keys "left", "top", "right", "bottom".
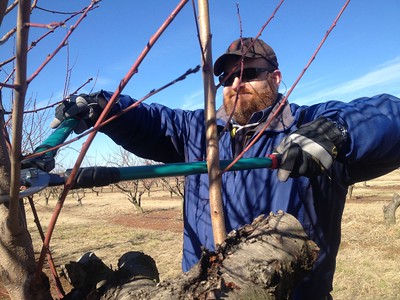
{"left": 216, "top": 94, "right": 295, "bottom": 133}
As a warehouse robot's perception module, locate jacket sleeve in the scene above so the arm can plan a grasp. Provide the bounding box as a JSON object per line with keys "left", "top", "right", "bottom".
{"left": 96, "top": 90, "right": 203, "bottom": 164}
{"left": 301, "top": 93, "right": 400, "bottom": 183}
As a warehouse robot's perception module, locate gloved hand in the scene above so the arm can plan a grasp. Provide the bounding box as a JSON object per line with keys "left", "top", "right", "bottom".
{"left": 50, "top": 93, "right": 108, "bottom": 134}
{"left": 273, "top": 116, "right": 347, "bottom": 182}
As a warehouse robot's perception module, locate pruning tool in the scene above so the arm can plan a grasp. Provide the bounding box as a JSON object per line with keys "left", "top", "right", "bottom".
{"left": 0, "top": 118, "right": 280, "bottom": 203}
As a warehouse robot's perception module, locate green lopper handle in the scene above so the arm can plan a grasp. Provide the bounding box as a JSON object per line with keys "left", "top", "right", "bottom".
{"left": 69, "top": 156, "right": 278, "bottom": 189}
{"left": 35, "top": 118, "right": 79, "bottom": 157}
{"left": 118, "top": 157, "right": 274, "bottom": 180}
{"left": 22, "top": 118, "right": 79, "bottom": 172}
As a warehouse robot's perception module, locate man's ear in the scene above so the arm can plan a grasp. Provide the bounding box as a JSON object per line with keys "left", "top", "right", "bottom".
{"left": 271, "top": 69, "right": 282, "bottom": 86}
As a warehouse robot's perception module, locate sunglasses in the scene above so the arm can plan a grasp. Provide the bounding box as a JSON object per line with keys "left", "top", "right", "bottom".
{"left": 218, "top": 67, "right": 273, "bottom": 87}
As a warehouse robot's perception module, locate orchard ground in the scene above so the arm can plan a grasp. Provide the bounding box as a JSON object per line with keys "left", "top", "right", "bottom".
{"left": 1, "top": 170, "right": 400, "bottom": 299}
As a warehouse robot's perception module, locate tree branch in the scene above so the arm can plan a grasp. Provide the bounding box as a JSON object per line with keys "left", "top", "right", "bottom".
{"left": 0, "top": 94, "right": 11, "bottom": 196}
{"left": 197, "top": 0, "right": 226, "bottom": 245}
{"left": 36, "top": 0, "right": 190, "bottom": 276}
{"left": 8, "top": 0, "right": 31, "bottom": 235}
{"left": 27, "top": 2, "right": 98, "bottom": 83}
{"left": 0, "top": 0, "right": 10, "bottom": 27}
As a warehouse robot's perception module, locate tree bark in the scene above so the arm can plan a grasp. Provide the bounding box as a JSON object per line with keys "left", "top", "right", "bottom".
{"left": 0, "top": 0, "right": 7, "bottom": 27}
{"left": 62, "top": 211, "right": 319, "bottom": 300}
{"left": 383, "top": 193, "right": 400, "bottom": 226}
{"left": 0, "top": 102, "right": 52, "bottom": 300}
{"left": 0, "top": 206, "right": 53, "bottom": 300}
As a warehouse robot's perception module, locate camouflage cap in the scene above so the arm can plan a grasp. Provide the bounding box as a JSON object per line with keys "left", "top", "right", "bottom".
{"left": 214, "top": 37, "right": 279, "bottom": 76}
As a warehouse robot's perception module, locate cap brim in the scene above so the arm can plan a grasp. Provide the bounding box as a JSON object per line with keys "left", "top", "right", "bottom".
{"left": 213, "top": 52, "right": 267, "bottom": 76}
{"left": 214, "top": 53, "right": 229, "bottom": 76}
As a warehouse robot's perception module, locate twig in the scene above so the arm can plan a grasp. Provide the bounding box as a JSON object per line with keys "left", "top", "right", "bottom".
{"left": 28, "top": 196, "right": 65, "bottom": 297}
{"left": 0, "top": 27, "right": 17, "bottom": 45}
{"left": 0, "top": 94, "right": 11, "bottom": 200}
{"left": 20, "top": 77, "right": 93, "bottom": 115}
{"left": 224, "top": 0, "right": 351, "bottom": 172}
{"left": 0, "top": 3, "right": 92, "bottom": 94}
{"left": 5, "top": 0, "right": 18, "bottom": 15}
{"left": 23, "top": 66, "right": 198, "bottom": 161}
{"left": 27, "top": 2, "right": 98, "bottom": 84}
{"left": 27, "top": 21, "right": 65, "bottom": 29}
{"left": 0, "top": 0, "right": 20, "bottom": 44}
{"left": 216, "top": 0, "right": 285, "bottom": 90}
{"left": 216, "top": 0, "right": 285, "bottom": 137}
{"left": 0, "top": 1, "right": 37, "bottom": 48}
{"left": 36, "top": 0, "right": 189, "bottom": 276}
{"left": 0, "top": 82, "right": 17, "bottom": 89}
{"left": 35, "top": 5, "right": 86, "bottom": 15}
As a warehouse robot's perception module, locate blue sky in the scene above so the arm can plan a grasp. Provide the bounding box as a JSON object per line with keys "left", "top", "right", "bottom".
{"left": 1, "top": 0, "right": 400, "bottom": 167}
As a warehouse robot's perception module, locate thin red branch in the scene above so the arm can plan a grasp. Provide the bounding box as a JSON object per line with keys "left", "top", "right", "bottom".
{"left": 36, "top": 0, "right": 190, "bottom": 275}
{"left": 216, "top": 0, "right": 285, "bottom": 90}
{"left": 23, "top": 65, "right": 198, "bottom": 161}
{"left": 21, "top": 77, "right": 93, "bottom": 115}
{"left": 28, "top": 196, "right": 65, "bottom": 297}
{"left": 190, "top": 0, "right": 207, "bottom": 66}
{"left": 236, "top": 3, "right": 243, "bottom": 37}
{"left": 27, "top": 2, "right": 98, "bottom": 84}
{"left": 0, "top": 82, "right": 17, "bottom": 89}
{"left": 35, "top": 5, "right": 87, "bottom": 15}
{"left": 224, "top": 0, "right": 351, "bottom": 172}
{"left": 0, "top": 69, "right": 16, "bottom": 94}
{"left": 26, "top": 22, "right": 64, "bottom": 29}
{"left": 0, "top": 0, "right": 37, "bottom": 49}
{"left": 253, "top": 0, "right": 285, "bottom": 43}
{"left": 217, "top": 0, "right": 285, "bottom": 138}
{"left": 0, "top": 2, "right": 87, "bottom": 94}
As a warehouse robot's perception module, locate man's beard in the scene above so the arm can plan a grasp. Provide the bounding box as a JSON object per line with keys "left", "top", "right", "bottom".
{"left": 224, "top": 82, "right": 278, "bottom": 125}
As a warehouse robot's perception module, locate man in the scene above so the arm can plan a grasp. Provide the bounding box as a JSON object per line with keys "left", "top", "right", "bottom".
{"left": 51, "top": 37, "right": 400, "bottom": 299}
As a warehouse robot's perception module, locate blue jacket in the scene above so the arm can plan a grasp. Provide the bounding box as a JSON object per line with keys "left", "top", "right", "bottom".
{"left": 99, "top": 91, "right": 400, "bottom": 299}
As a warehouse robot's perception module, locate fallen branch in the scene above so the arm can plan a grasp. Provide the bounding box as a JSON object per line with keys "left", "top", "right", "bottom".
{"left": 62, "top": 211, "right": 319, "bottom": 299}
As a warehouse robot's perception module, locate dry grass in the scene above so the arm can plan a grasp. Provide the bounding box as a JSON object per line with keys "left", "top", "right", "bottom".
{"left": 332, "top": 170, "right": 400, "bottom": 300}
{"left": 333, "top": 201, "right": 400, "bottom": 299}
{"left": 26, "top": 189, "right": 184, "bottom": 292}
{"left": 4, "top": 171, "right": 399, "bottom": 298}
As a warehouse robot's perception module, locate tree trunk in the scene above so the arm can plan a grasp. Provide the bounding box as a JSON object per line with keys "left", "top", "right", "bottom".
{"left": 0, "top": 160, "right": 51, "bottom": 299}
{"left": 347, "top": 184, "right": 354, "bottom": 199}
{"left": 0, "top": 94, "right": 51, "bottom": 300}
{"left": 0, "top": 206, "right": 52, "bottom": 300}
{"left": 383, "top": 193, "right": 400, "bottom": 226}
{"left": 62, "top": 211, "right": 319, "bottom": 300}
{"left": 0, "top": 0, "right": 8, "bottom": 27}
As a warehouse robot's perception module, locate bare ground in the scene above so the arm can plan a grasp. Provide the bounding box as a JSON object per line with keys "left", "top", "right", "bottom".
{"left": 1, "top": 171, "right": 400, "bottom": 299}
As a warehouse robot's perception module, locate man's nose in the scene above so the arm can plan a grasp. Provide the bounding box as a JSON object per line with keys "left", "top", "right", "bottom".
{"left": 231, "top": 76, "right": 245, "bottom": 91}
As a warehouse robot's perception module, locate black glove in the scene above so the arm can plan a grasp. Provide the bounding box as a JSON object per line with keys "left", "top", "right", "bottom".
{"left": 273, "top": 116, "right": 347, "bottom": 182}
{"left": 50, "top": 93, "right": 108, "bottom": 134}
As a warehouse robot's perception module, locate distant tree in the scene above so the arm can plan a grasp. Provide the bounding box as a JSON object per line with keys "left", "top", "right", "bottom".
{"left": 104, "top": 145, "right": 148, "bottom": 212}
{"left": 142, "top": 178, "right": 156, "bottom": 197}
{"left": 383, "top": 193, "right": 400, "bottom": 226}
{"left": 160, "top": 176, "right": 184, "bottom": 200}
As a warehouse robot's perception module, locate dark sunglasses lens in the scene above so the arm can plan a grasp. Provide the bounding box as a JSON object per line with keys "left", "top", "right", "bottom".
{"left": 219, "top": 68, "right": 269, "bottom": 87}
{"left": 219, "top": 73, "right": 236, "bottom": 87}
{"left": 242, "top": 68, "right": 260, "bottom": 81}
